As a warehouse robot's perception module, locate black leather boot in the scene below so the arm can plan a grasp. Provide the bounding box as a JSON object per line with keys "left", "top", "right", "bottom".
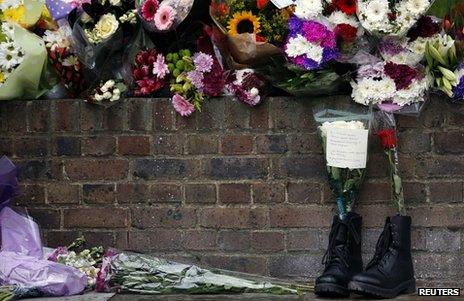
{"left": 349, "top": 215, "right": 416, "bottom": 299}
{"left": 315, "top": 212, "right": 363, "bottom": 298}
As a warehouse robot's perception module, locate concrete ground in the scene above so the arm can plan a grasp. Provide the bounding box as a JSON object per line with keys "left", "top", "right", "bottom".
{"left": 23, "top": 292, "right": 464, "bottom": 301}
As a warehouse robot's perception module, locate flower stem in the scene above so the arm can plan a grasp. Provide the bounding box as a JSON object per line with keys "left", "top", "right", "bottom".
{"left": 387, "top": 148, "right": 406, "bottom": 215}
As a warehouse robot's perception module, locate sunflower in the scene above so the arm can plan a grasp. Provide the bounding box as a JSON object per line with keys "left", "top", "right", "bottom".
{"left": 227, "top": 11, "right": 261, "bottom": 36}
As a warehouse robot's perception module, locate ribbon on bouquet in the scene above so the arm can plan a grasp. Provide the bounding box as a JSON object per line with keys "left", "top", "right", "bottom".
{"left": 0, "top": 156, "right": 18, "bottom": 211}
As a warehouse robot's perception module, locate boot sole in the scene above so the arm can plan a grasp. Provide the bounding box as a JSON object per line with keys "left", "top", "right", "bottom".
{"left": 315, "top": 283, "right": 350, "bottom": 298}
{"left": 348, "top": 278, "right": 416, "bottom": 299}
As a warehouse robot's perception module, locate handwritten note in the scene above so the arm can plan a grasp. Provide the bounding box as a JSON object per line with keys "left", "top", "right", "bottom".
{"left": 326, "top": 128, "right": 368, "bottom": 169}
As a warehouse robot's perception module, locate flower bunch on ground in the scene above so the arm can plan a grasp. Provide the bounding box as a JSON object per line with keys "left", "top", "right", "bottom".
{"left": 131, "top": 48, "right": 168, "bottom": 96}
{"left": 86, "top": 79, "right": 127, "bottom": 103}
{"left": 0, "top": 22, "right": 24, "bottom": 86}
{"left": 226, "top": 68, "right": 266, "bottom": 106}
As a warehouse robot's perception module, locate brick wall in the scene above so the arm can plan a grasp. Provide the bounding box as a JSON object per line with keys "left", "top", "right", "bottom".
{"left": 0, "top": 96, "right": 463, "bottom": 286}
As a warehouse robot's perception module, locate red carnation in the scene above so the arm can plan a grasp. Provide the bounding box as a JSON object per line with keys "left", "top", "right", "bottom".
{"left": 377, "top": 128, "right": 397, "bottom": 149}
{"left": 384, "top": 62, "right": 419, "bottom": 90}
{"left": 335, "top": 24, "right": 358, "bottom": 43}
{"left": 333, "top": 0, "right": 357, "bottom": 15}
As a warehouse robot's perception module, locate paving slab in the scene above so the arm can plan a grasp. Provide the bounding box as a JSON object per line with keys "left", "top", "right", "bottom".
{"left": 22, "top": 293, "right": 114, "bottom": 301}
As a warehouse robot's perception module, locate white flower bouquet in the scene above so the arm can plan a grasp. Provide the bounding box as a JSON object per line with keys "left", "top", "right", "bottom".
{"left": 357, "top": 0, "right": 435, "bottom": 37}
{"left": 0, "top": 22, "right": 49, "bottom": 100}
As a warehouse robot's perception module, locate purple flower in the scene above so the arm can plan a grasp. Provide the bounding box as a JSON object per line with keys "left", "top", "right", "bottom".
{"left": 187, "top": 70, "right": 204, "bottom": 90}
{"left": 193, "top": 52, "right": 213, "bottom": 73}
{"left": 153, "top": 54, "right": 169, "bottom": 79}
{"left": 453, "top": 77, "right": 464, "bottom": 100}
{"left": 379, "top": 38, "right": 405, "bottom": 56}
{"left": 322, "top": 48, "right": 339, "bottom": 62}
{"left": 358, "top": 62, "right": 385, "bottom": 79}
{"left": 288, "top": 16, "right": 302, "bottom": 36}
{"left": 302, "top": 21, "right": 329, "bottom": 43}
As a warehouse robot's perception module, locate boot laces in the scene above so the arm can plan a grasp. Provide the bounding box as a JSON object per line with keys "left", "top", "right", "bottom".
{"left": 366, "top": 221, "right": 392, "bottom": 270}
{"left": 322, "top": 220, "right": 360, "bottom": 268}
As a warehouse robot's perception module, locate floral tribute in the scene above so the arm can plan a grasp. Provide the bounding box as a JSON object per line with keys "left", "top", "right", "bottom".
{"left": 351, "top": 61, "right": 429, "bottom": 109}
{"left": 85, "top": 79, "right": 127, "bottom": 104}
{"left": 285, "top": 16, "right": 339, "bottom": 70}
{"left": 0, "top": 22, "right": 25, "bottom": 86}
{"left": 226, "top": 68, "right": 266, "bottom": 106}
{"left": 136, "top": 0, "right": 194, "bottom": 32}
{"left": 130, "top": 48, "right": 168, "bottom": 96}
{"left": 357, "top": 0, "right": 435, "bottom": 36}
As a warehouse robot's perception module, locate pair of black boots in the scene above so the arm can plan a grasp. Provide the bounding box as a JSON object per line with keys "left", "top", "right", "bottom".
{"left": 315, "top": 212, "right": 415, "bottom": 299}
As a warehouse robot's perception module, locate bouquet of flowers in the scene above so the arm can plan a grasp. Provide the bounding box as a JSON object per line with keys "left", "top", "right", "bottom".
{"left": 378, "top": 16, "right": 441, "bottom": 65}
{"left": 210, "top": 0, "right": 290, "bottom": 66}
{"left": 42, "top": 27, "right": 85, "bottom": 96}
{"left": 129, "top": 48, "right": 168, "bottom": 96}
{"left": 351, "top": 60, "right": 430, "bottom": 111}
{"left": 0, "top": 0, "right": 45, "bottom": 28}
{"left": 96, "top": 249, "right": 312, "bottom": 295}
{"left": 0, "top": 22, "right": 49, "bottom": 100}
{"left": 85, "top": 78, "right": 127, "bottom": 105}
{"left": 375, "top": 111, "right": 406, "bottom": 215}
{"left": 71, "top": 0, "right": 137, "bottom": 69}
{"left": 136, "top": 0, "right": 194, "bottom": 32}
{"left": 226, "top": 68, "right": 267, "bottom": 106}
{"left": 357, "top": 0, "right": 435, "bottom": 37}
{"left": 168, "top": 48, "right": 225, "bottom": 116}
{"left": 314, "top": 105, "right": 372, "bottom": 219}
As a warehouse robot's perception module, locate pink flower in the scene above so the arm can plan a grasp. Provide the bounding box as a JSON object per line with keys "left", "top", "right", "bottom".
{"left": 192, "top": 52, "right": 213, "bottom": 73}
{"left": 172, "top": 94, "right": 195, "bottom": 116}
{"left": 141, "top": 0, "right": 159, "bottom": 21}
{"left": 154, "top": 5, "right": 176, "bottom": 31}
{"left": 68, "top": 0, "right": 91, "bottom": 9}
{"left": 153, "top": 54, "right": 169, "bottom": 79}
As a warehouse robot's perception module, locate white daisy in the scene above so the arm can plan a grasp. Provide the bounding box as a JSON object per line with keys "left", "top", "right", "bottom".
{"left": 406, "top": 0, "right": 430, "bottom": 15}
{"left": 0, "top": 45, "right": 21, "bottom": 70}
{"left": 365, "top": 0, "right": 389, "bottom": 23}
{"left": 1, "top": 22, "right": 15, "bottom": 40}
{"left": 294, "top": 0, "right": 324, "bottom": 20}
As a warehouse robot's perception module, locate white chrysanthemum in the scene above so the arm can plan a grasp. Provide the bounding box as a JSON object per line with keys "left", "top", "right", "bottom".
{"left": 352, "top": 77, "right": 396, "bottom": 105}
{"left": 406, "top": 0, "right": 430, "bottom": 15}
{"left": 294, "top": 0, "right": 324, "bottom": 20}
{"left": 365, "top": 0, "right": 389, "bottom": 23}
{"left": 393, "top": 77, "right": 429, "bottom": 106}
{"left": 319, "top": 120, "right": 366, "bottom": 137}
{"left": 285, "top": 34, "right": 311, "bottom": 58}
{"left": 305, "top": 44, "right": 324, "bottom": 63}
{"left": 0, "top": 41, "right": 23, "bottom": 70}
{"left": 328, "top": 11, "right": 359, "bottom": 27}
{"left": 0, "top": 0, "right": 23, "bottom": 10}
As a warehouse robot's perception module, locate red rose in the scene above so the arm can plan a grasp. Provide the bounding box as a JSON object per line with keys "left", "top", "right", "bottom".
{"left": 335, "top": 24, "right": 358, "bottom": 43}
{"left": 256, "top": 0, "right": 269, "bottom": 9}
{"left": 333, "top": 0, "right": 357, "bottom": 15}
{"left": 377, "top": 128, "right": 397, "bottom": 149}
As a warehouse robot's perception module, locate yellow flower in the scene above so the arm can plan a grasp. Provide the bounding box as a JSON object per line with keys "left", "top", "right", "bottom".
{"left": 227, "top": 11, "right": 260, "bottom": 36}
{"left": 0, "top": 71, "right": 4, "bottom": 83}
{"left": 2, "top": 6, "right": 26, "bottom": 26}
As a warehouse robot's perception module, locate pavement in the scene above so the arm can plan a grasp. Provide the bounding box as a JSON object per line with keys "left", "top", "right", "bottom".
{"left": 22, "top": 292, "right": 464, "bottom": 301}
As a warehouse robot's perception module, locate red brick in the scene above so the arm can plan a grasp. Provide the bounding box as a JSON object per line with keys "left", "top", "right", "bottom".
{"left": 127, "top": 99, "right": 152, "bottom": 131}
{"left": 14, "top": 138, "right": 48, "bottom": 158}
{"left": 118, "top": 136, "right": 150, "bottom": 156}
{"left": 102, "top": 102, "right": 125, "bottom": 131}
{"left": 5, "top": 102, "right": 27, "bottom": 133}
{"left": 128, "top": 230, "right": 182, "bottom": 251}
{"left": 398, "top": 131, "right": 430, "bottom": 153}
{"left": 416, "top": 157, "right": 464, "bottom": 178}
{"left": 64, "top": 159, "right": 128, "bottom": 180}
{"left": 218, "top": 231, "right": 251, "bottom": 251}
{"left": 252, "top": 182, "right": 285, "bottom": 204}
{"left": 185, "top": 184, "right": 216, "bottom": 204}
{"left": 0, "top": 138, "right": 13, "bottom": 157}
{"left": 201, "top": 255, "right": 268, "bottom": 275}
{"left": 221, "top": 135, "right": 253, "bottom": 155}
{"left": 403, "top": 182, "right": 426, "bottom": 203}
{"left": 153, "top": 100, "right": 175, "bottom": 131}
{"left": 64, "top": 208, "right": 128, "bottom": 228}
{"left": 218, "top": 183, "right": 251, "bottom": 204}
{"left": 54, "top": 137, "right": 80, "bottom": 156}
{"left": 356, "top": 205, "right": 397, "bottom": 227}
{"left": 287, "top": 182, "right": 321, "bottom": 204}
{"left": 82, "top": 136, "right": 116, "bottom": 156}
{"left": 46, "top": 230, "right": 80, "bottom": 248}
{"left": 28, "top": 208, "right": 61, "bottom": 229}
{"left": 183, "top": 230, "right": 217, "bottom": 251}
{"left": 131, "top": 207, "right": 196, "bottom": 228}
{"left": 410, "top": 206, "right": 464, "bottom": 228}
{"left": 149, "top": 184, "right": 182, "bottom": 203}
{"left": 47, "top": 184, "right": 80, "bottom": 204}
{"left": 270, "top": 206, "right": 333, "bottom": 228}
{"left": 429, "top": 182, "right": 463, "bottom": 203}
{"left": 256, "top": 134, "right": 288, "bottom": 154}
{"left": 153, "top": 134, "right": 183, "bottom": 155}
{"left": 54, "top": 100, "right": 79, "bottom": 132}
{"left": 250, "top": 102, "right": 269, "bottom": 129}
{"left": 80, "top": 104, "right": 102, "bottom": 132}
{"left": 434, "top": 132, "right": 464, "bottom": 154}
{"left": 83, "top": 184, "right": 115, "bottom": 204}
{"left": 14, "top": 184, "right": 45, "bottom": 205}
{"left": 28, "top": 101, "right": 50, "bottom": 133}
{"left": 196, "top": 100, "right": 225, "bottom": 130}
{"left": 175, "top": 111, "right": 196, "bottom": 130}
{"left": 251, "top": 231, "right": 284, "bottom": 252}
{"left": 359, "top": 181, "right": 390, "bottom": 203}
{"left": 275, "top": 156, "right": 324, "bottom": 179}
{"left": 185, "top": 134, "right": 218, "bottom": 155}
{"left": 288, "top": 133, "right": 321, "bottom": 154}
{"left": 286, "top": 229, "right": 320, "bottom": 251}
{"left": 200, "top": 208, "right": 267, "bottom": 229}
{"left": 117, "top": 183, "right": 149, "bottom": 204}
{"left": 225, "top": 101, "right": 250, "bottom": 129}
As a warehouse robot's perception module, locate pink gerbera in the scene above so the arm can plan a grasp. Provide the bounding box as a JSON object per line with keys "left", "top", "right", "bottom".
{"left": 141, "top": 0, "right": 159, "bottom": 21}
{"left": 172, "top": 94, "right": 195, "bottom": 117}
{"left": 154, "top": 5, "right": 176, "bottom": 31}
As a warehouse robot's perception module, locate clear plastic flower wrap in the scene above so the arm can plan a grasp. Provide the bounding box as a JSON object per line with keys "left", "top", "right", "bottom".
{"left": 226, "top": 68, "right": 268, "bottom": 106}
{"left": 209, "top": 0, "right": 289, "bottom": 67}
{"left": 136, "top": 0, "right": 194, "bottom": 32}
{"left": 356, "top": 0, "right": 436, "bottom": 37}
{"left": 0, "top": 22, "right": 49, "bottom": 100}
{"left": 313, "top": 103, "right": 373, "bottom": 219}
{"left": 96, "top": 249, "right": 312, "bottom": 295}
